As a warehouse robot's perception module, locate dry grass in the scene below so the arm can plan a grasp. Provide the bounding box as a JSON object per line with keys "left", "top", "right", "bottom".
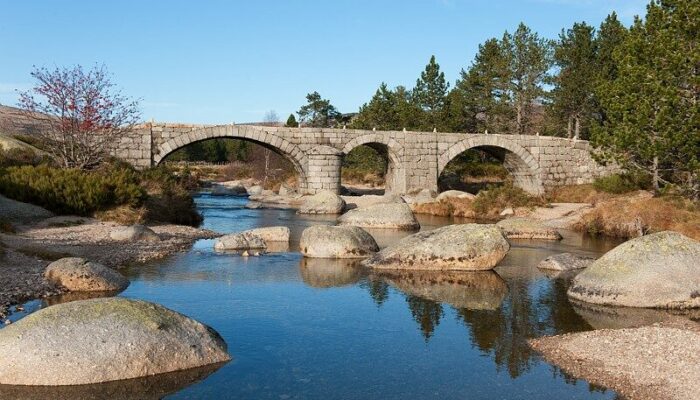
{"left": 574, "top": 195, "right": 700, "bottom": 240}
{"left": 412, "top": 197, "right": 478, "bottom": 218}
{"left": 95, "top": 205, "right": 147, "bottom": 225}
{"left": 547, "top": 184, "right": 612, "bottom": 204}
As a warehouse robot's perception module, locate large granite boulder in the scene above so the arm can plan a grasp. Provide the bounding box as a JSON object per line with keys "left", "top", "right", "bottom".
{"left": 109, "top": 224, "right": 160, "bottom": 242}
{"left": 537, "top": 253, "right": 595, "bottom": 271}
{"left": 568, "top": 231, "right": 700, "bottom": 309}
{"left": 341, "top": 194, "right": 405, "bottom": 210}
{"left": 298, "top": 191, "right": 346, "bottom": 214}
{"left": 214, "top": 232, "right": 266, "bottom": 251}
{"left": 44, "top": 257, "right": 129, "bottom": 292}
{"left": 496, "top": 217, "right": 562, "bottom": 240}
{"left": 244, "top": 226, "right": 290, "bottom": 243}
{"left": 337, "top": 203, "right": 420, "bottom": 230}
{"left": 247, "top": 185, "right": 264, "bottom": 196}
{"left": 362, "top": 224, "right": 510, "bottom": 271}
{"left": 0, "top": 298, "right": 230, "bottom": 385}
{"left": 300, "top": 225, "right": 379, "bottom": 259}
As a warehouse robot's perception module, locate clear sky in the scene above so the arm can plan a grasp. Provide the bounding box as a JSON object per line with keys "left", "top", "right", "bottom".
{"left": 0, "top": 0, "right": 647, "bottom": 124}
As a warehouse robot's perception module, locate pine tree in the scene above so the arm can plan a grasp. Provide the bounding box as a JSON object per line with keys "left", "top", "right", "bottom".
{"left": 593, "top": 12, "right": 628, "bottom": 126}
{"left": 592, "top": 0, "right": 700, "bottom": 195}
{"left": 297, "top": 91, "right": 341, "bottom": 128}
{"left": 412, "top": 55, "right": 449, "bottom": 130}
{"left": 350, "top": 83, "right": 400, "bottom": 130}
{"left": 502, "top": 23, "right": 554, "bottom": 135}
{"left": 285, "top": 114, "right": 298, "bottom": 127}
{"left": 451, "top": 38, "right": 512, "bottom": 133}
{"left": 550, "top": 22, "right": 597, "bottom": 139}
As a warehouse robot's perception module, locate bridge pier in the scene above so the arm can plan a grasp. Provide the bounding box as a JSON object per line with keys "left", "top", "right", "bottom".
{"left": 305, "top": 145, "right": 342, "bottom": 194}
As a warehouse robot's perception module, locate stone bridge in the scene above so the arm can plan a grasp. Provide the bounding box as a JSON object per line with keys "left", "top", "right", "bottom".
{"left": 117, "top": 123, "right": 615, "bottom": 195}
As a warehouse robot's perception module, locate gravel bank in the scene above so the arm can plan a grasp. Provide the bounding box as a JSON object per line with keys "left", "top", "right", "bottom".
{"left": 0, "top": 217, "right": 219, "bottom": 320}
{"left": 530, "top": 322, "right": 700, "bottom": 400}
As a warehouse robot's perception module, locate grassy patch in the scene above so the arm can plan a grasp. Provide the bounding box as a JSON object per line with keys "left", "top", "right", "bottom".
{"left": 593, "top": 173, "right": 650, "bottom": 194}
{"left": 573, "top": 195, "right": 700, "bottom": 240}
{"left": 472, "top": 183, "right": 546, "bottom": 217}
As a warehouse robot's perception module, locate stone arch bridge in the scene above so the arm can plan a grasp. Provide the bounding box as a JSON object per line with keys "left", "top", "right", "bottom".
{"left": 117, "top": 123, "right": 615, "bottom": 195}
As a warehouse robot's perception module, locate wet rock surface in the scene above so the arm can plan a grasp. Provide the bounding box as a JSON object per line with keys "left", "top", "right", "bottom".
{"left": 537, "top": 253, "right": 595, "bottom": 271}
{"left": 298, "top": 191, "right": 346, "bottom": 214}
{"left": 496, "top": 217, "right": 563, "bottom": 240}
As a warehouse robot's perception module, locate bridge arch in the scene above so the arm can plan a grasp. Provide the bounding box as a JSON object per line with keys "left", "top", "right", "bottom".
{"left": 341, "top": 134, "right": 406, "bottom": 194}
{"left": 153, "top": 125, "right": 309, "bottom": 191}
{"left": 438, "top": 136, "right": 543, "bottom": 195}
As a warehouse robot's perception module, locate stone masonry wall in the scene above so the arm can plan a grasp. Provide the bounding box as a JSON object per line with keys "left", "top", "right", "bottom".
{"left": 114, "top": 123, "right": 616, "bottom": 195}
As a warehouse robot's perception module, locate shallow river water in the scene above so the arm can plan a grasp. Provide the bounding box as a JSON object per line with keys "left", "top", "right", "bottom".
{"left": 9, "top": 194, "right": 634, "bottom": 399}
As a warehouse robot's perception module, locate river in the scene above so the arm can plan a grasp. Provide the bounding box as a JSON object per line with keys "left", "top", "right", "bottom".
{"left": 10, "top": 193, "right": 629, "bottom": 399}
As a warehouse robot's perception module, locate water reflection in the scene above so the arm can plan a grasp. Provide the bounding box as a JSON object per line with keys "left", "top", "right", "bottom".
{"left": 299, "top": 258, "right": 363, "bottom": 288}
{"left": 377, "top": 270, "right": 507, "bottom": 310}
{"left": 571, "top": 300, "right": 700, "bottom": 330}
{"left": 0, "top": 363, "right": 224, "bottom": 400}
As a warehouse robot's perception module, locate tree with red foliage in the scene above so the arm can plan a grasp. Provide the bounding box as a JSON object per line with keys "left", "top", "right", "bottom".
{"left": 18, "top": 65, "right": 140, "bottom": 169}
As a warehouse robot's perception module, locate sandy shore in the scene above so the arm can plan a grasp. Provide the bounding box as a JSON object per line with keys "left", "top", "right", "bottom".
{"left": 0, "top": 216, "right": 218, "bottom": 320}
{"left": 530, "top": 321, "right": 700, "bottom": 400}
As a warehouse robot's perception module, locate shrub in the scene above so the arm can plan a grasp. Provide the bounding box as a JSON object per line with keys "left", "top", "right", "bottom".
{"left": 593, "top": 173, "right": 650, "bottom": 194}
{"left": 0, "top": 162, "right": 202, "bottom": 226}
{"left": 0, "top": 147, "right": 45, "bottom": 168}
{"left": 472, "top": 183, "right": 546, "bottom": 217}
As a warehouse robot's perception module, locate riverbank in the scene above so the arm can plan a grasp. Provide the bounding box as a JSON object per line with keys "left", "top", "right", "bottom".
{"left": 530, "top": 321, "right": 700, "bottom": 400}
{"left": 0, "top": 201, "right": 218, "bottom": 319}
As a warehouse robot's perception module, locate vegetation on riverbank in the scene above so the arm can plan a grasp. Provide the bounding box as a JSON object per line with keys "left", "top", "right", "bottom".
{"left": 0, "top": 158, "right": 202, "bottom": 226}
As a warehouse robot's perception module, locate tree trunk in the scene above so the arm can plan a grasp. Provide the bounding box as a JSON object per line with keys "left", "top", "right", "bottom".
{"left": 516, "top": 103, "right": 523, "bottom": 135}
{"left": 263, "top": 149, "right": 271, "bottom": 185}
{"left": 566, "top": 116, "right": 573, "bottom": 139}
{"left": 652, "top": 155, "right": 660, "bottom": 193}
{"left": 574, "top": 116, "right": 580, "bottom": 140}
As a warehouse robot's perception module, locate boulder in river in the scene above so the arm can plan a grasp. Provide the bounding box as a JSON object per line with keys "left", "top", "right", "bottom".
{"left": 247, "top": 185, "right": 264, "bottom": 196}
{"left": 568, "top": 231, "right": 700, "bottom": 309}
{"left": 109, "top": 224, "right": 160, "bottom": 242}
{"left": 496, "top": 217, "right": 562, "bottom": 240}
{"left": 537, "top": 253, "right": 595, "bottom": 271}
{"left": 298, "top": 191, "right": 346, "bottom": 214}
{"left": 214, "top": 232, "right": 266, "bottom": 251}
{"left": 362, "top": 224, "right": 510, "bottom": 271}
{"left": 300, "top": 225, "right": 379, "bottom": 258}
{"left": 337, "top": 202, "right": 420, "bottom": 230}
{"left": 436, "top": 190, "right": 475, "bottom": 202}
{"left": 44, "top": 257, "right": 129, "bottom": 292}
{"left": 0, "top": 297, "right": 230, "bottom": 385}
{"left": 244, "top": 226, "right": 290, "bottom": 243}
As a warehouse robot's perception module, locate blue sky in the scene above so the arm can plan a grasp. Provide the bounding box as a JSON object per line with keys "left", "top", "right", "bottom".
{"left": 0, "top": 0, "right": 647, "bottom": 124}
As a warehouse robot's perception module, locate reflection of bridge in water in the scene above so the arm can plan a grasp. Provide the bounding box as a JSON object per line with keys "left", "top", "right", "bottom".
{"left": 116, "top": 124, "right": 617, "bottom": 195}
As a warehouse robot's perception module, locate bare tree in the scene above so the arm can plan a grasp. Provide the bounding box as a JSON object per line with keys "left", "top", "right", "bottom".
{"left": 18, "top": 64, "right": 140, "bottom": 169}
{"left": 261, "top": 110, "right": 280, "bottom": 185}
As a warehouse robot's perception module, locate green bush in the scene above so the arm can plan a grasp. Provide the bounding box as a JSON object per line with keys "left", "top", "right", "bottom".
{"left": 593, "top": 173, "right": 650, "bottom": 194}
{"left": 0, "top": 164, "right": 145, "bottom": 215}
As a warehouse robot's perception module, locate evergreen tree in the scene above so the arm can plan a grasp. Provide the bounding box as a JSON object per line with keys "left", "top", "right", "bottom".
{"left": 550, "top": 22, "right": 597, "bottom": 139}
{"left": 502, "top": 23, "right": 554, "bottom": 135}
{"left": 592, "top": 0, "right": 700, "bottom": 195}
{"left": 297, "top": 91, "right": 341, "bottom": 128}
{"left": 285, "top": 113, "right": 299, "bottom": 127}
{"left": 351, "top": 83, "right": 400, "bottom": 130}
{"left": 451, "top": 38, "right": 512, "bottom": 133}
{"left": 593, "top": 12, "right": 628, "bottom": 126}
{"left": 412, "top": 55, "right": 449, "bottom": 129}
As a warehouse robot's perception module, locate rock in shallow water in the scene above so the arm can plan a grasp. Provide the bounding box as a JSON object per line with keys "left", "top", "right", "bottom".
{"left": 214, "top": 232, "right": 266, "bottom": 251}
{"left": 568, "top": 231, "right": 700, "bottom": 309}
{"left": 300, "top": 225, "right": 379, "bottom": 259}
{"left": 298, "top": 191, "right": 346, "bottom": 214}
{"left": 537, "top": 253, "right": 595, "bottom": 271}
{"left": 496, "top": 217, "right": 562, "bottom": 240}
{"left": 0, "top": 298, "right": 230, "bottom": 385}
{"left": 44, "top": 257, "right": 129, "bottom": 292}
{"left": 337, "top": 202, "right": 420, "bottom": 230}
{"left": 362, "top": 224, "right": 510, "bottom": 271}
